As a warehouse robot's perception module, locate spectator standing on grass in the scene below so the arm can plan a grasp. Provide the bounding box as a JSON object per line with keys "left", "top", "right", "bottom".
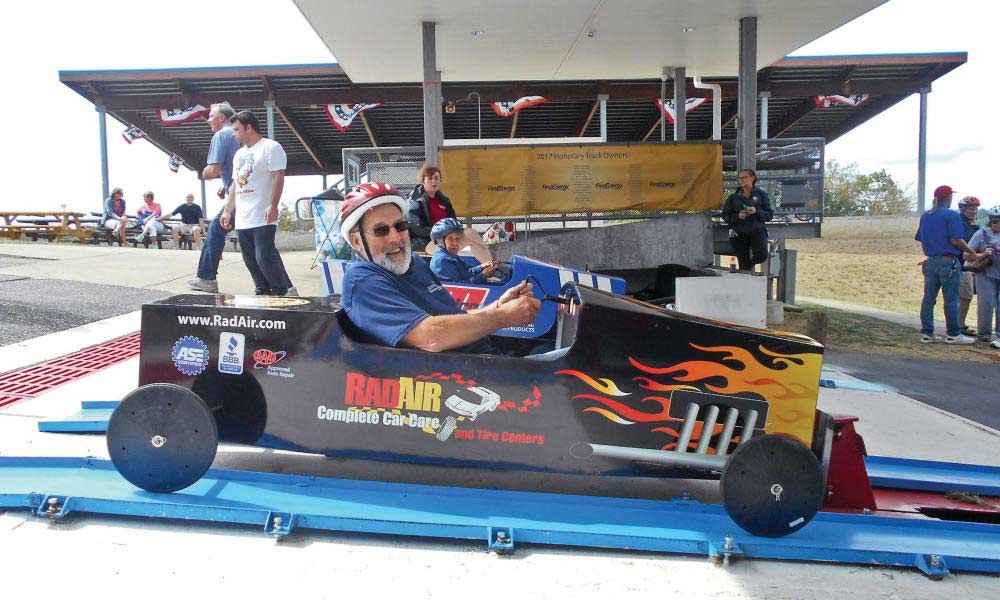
{"left": 914, "top": 185, "right": 976, "bottom": 344}
{"left": 164, "top": 193, "right": 205, "bottom": 250}
{"left": 967, "top": 207, "right": 1000, "bottom": 348}
{"left": 721, "top": 168, "right": 773, "bottom": 271}
{"left": 220, "top": 110, "right": 296, "bottom": 296}
{"left": 957, "top": 196, "right": 981, "bottom": 335}
{"left": 135, "top": 191, "right": 163, "bottom": 246}
{"left": 101, "top": 187, "right": 129, "bottom": 246}
{"left": 187, "top": 102, "right": 240, "bottom": 293}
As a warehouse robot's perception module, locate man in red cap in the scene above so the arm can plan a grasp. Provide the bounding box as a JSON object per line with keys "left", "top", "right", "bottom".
{"left": 914, "top": 185, "right": 977, "bottom": 343}
{"left": 957, "top": 196, "right": 982, "bottom": 334}
{"left": 338, "top": 182, "right": 539, "bottom": 353}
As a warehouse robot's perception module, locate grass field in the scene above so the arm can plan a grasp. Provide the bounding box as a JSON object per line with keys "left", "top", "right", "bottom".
{"left": 787, "top": 215, "right": 978, "bottom": 319}
{"left": 779, "top": 304, "right": 1000, "bottom": 363}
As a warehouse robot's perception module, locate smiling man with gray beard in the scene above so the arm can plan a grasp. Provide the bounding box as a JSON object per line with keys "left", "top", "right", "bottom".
{"left": 338, "top": 182, "right": 539, "bottom": 354}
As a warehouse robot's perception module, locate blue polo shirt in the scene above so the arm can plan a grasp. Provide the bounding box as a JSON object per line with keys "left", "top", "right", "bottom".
{"left": 915, "top": 208, "right": 964, "bottom": 257}
{"left": 341, "top": 258, "right": 493, "bottom": 354}
{"left": 430, "top": 247, "right": 487, "bottom": 284}
{"left": 207, "top": 124, "right": 240, "bottom": 189}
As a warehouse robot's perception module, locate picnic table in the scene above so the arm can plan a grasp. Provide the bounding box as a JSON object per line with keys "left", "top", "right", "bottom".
{"left": 0, "top": 211, "right": 94, "bottom": 242}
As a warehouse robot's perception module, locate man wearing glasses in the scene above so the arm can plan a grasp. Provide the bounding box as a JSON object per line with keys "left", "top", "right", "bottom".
{"left": 338, "top": 182, "right": 538, "bottom": 353}
{"left": 188, "top": 102, "right": 241, "bottom": 293}
{"left": 219, "top": 110, "right": 296, "bottom": 296}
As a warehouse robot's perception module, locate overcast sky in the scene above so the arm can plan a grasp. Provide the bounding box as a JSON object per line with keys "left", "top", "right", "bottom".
{"left": 0, "top": 0, "right": 993, "bottom": 217}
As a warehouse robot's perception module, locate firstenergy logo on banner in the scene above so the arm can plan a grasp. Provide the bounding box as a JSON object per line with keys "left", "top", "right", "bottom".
{"left": 177, "top": 314, "right": 287, "bottom": 330}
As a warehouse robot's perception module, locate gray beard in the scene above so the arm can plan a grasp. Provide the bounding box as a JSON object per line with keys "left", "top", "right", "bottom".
{"left": 373, "top": 244, "right": 412, "bottom": 275}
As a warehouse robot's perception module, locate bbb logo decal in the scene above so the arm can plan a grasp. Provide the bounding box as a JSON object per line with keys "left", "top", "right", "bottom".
{"left": 218, "top": 332, "right": 245, "bottom": 375}
{"left": 172, "top": 336, "right": 209, "bottom": 376}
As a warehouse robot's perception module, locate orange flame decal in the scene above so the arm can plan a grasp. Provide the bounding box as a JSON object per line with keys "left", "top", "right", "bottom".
{"left": 556, "top": 369, "right": 630, "bottom": 396}
{"left": 631, "top": 343, "right": 820, "bottom": 443}
{"left": 572, "top": 393, "right": 680, "bottom": 424}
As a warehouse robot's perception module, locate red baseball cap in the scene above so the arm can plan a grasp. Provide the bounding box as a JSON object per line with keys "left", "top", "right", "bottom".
{"left": 933, "top": 185, "right": 955, "bottom": 198}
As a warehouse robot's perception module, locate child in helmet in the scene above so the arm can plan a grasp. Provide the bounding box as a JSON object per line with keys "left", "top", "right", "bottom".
{"left": 429, "top": 218, "right": 498, "bottom": 283}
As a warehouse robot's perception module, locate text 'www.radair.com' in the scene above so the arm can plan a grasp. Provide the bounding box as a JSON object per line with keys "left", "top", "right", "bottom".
{"left": 176, "top": 315, "right": 287, "bottom": 330}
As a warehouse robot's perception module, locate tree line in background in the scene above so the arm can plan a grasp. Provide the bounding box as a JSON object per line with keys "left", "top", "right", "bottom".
{"left": 823, "top": 160, "right": 914, "bottom": 216}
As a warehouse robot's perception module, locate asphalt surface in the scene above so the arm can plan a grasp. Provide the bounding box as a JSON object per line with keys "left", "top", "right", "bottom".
{"left": 825, "top": 349, "right": 1000, "bottom": 431}
{"left": 0, "top": 267, "right": 167, "bottom": 347}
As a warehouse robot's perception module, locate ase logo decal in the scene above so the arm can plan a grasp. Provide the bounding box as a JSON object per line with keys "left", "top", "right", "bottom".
{"left": 172, "top": 336, "right": 209, "bottom": 376}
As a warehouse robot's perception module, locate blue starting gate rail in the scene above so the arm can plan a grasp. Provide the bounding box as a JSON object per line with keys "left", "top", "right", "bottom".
{"left": 1, "top": 456, "right": 998, "bottom": 576}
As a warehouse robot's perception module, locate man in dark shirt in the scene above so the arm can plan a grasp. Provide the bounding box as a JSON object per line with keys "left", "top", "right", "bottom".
{"left": 339, "top": 182, "right": 538, "bottom": 353}
{"left": 164, "top": 194, "right": 205, "bottom": 250}
{"left": 914, "top": 185, "right": 977, "bottom": 344}
{"left": 957, "top": 196, "right": 981, "bottom": 334}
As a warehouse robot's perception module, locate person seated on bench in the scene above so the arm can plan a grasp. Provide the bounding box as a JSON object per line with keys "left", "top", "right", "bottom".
{"left": 101, "top": 187, "right": 129, "bottom": 245}
{"left": 429, "top": 218, "right": 499, "bottom": 284}
{"left": 164, "top": 193, "right": 205, "bottom": 250}
{"left": 339, "top": 182, "right": 538, "bottom": 354}
{"left": 135, "top": 191, "right": 164, "bottom": 246}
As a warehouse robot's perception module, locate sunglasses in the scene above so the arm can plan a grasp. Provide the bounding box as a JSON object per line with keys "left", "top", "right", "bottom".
{"left": 365, "top": 220, "right": 410, "bottom": 237}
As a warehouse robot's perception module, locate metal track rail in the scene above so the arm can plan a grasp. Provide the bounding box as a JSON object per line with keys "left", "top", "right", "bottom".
{"left": 0, "top": 456, "right": 997, "bottom": 576}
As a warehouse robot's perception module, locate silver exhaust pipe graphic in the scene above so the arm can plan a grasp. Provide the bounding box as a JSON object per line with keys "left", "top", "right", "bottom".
{"left": 571, "top": 442, "right": 726, "bottom": 471}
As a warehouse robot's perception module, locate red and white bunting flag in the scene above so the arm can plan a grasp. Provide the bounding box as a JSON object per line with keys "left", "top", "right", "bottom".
{"left": 168, "top": 154, "right": 183, "bottom": 173}
{"left": 654, "top": 98, "right": 707, "bottom": 124}
{"left": 121, "top": 125, "right": 147, "bottom": 144}
{"left": 324, "top": 103, "right": 382, "bottom": 132}
{"left": 491, "top": 96, "right": 548, "bottom": 118}
{"left": 813, "top": 94, "right": 869, "bottom": 108}
{"left": 158, "top": 105, "right": 210, "bottom": 126}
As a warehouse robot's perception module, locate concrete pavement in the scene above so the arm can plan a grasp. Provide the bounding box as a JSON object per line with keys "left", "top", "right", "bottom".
{"left": 1, "top": 239, "right": 1000, "bottom": 595}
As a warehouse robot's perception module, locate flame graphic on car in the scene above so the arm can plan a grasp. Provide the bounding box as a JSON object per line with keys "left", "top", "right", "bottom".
{"left": 558, "top": 343, "right": 821, "bottom": 446}
{"left": 555, "top": 370, "right": 631, "bottom": 396}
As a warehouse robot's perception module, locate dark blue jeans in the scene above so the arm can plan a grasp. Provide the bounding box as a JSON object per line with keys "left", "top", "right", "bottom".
{"left": 237, "top": 225, "right": 293, "bottom": 295}
{"left": 920, "top": 255, "right": 961, "bottom": 337}
{"left": 196, "top": 207, "right": 229, "bottom": 281}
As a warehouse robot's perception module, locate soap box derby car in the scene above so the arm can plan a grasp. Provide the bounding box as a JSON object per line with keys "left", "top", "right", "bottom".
{"left": 319, "top": 254, "right": 626, "bottom": 340}
{"left": 109, "top": 283, "right": 827, "bottom": 538}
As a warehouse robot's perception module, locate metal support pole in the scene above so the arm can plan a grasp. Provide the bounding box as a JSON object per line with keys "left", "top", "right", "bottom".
{"left": 599, "top": 94, "right": 608, "bottom": 143}
{"left": 673, "top": 67, "right": 686, "bottom": 141}
{"left": 200, "top": 178, "right": 207, "bottom": 214}
{"left": 779, "top": 248, "right": 797, "bottom": 305}
{"left": 264, "top": 100, "right": 275, "bottom": 140}
{"left": 96, "top": 106, "right": 109, "bottom": 204}
{"left": 759, "top": 92, "right": 770, "bottom": 140}
{"left": 917, "top": 87, "right": 930, "bottom": 213}
{"left": 660, "top": 67, "right": 669, "bottom": 142}
{"left": 422, "top": 21, "right": 443, "bottom": 166}
{"left": 737, "top": 17, "right": 758, "bottom": 172}
{"left": 322, "top": 174, "right": 328, "bottom": 191}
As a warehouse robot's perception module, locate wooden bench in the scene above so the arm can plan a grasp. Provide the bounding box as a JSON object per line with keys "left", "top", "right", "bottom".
{"left": 0, "top": 211, "right": 93, "bottom": 243}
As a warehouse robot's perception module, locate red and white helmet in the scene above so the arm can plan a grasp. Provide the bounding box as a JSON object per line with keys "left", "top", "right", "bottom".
{"left": 340, "top": 182, "right": 408, "bottom": 241}
{"left": 958, "top": 196, "right": 981, "bottom": 207}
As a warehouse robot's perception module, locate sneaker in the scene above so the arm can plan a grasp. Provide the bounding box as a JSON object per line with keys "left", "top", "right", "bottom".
{"left": 992, "top": 339, "right": 1000, "bottom": 349}
{"left": 135, "top": 233, "right": 145, "bottom": 243}
{"left": 962, "top": 326, "right": 977, "bottom": 336}
{"left": 920, "top": 333, "right": 943, "bottom": 343}
{"left": 944, "top": 334, "right": 976, "bottom": 345}
{"left": 186, "top": 278, "right": 219, "bottom": 293}
{"left": 285, "top": 286, "right": 299, "bottom": 297}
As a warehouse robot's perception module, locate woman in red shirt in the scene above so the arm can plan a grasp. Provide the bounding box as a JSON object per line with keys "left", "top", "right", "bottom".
{"left": 406, "top": 164, "right": 491, "bottom": 262}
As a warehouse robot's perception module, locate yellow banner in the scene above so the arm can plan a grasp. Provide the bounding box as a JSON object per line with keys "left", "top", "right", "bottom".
{"left": 438, "top": 143, "right": 722, "bottom": 216}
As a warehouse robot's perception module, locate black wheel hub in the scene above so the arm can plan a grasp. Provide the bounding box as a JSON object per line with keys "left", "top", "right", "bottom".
{"left": 720, "top": 434, "right": 825, "bottom": 538}
{"left": 107, "top": 383, "right": 218, "bottom": 493}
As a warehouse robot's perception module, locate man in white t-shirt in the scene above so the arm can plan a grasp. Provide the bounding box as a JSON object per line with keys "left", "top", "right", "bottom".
{"left": 220, "top": 110, "right": 296, "bottom": 296}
